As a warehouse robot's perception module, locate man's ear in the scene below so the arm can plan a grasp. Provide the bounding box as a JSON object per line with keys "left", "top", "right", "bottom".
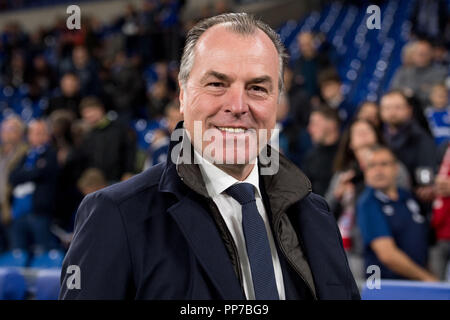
{"left": 179, "top": 82, "right": 185, "bottom": 115}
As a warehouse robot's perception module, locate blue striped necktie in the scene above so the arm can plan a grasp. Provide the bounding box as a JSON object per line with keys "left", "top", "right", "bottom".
{"left": 226, "top": 183, "right": 279, "bottom": 300}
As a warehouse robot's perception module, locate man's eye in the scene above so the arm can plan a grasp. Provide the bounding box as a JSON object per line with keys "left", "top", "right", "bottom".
{"left": 250, "top": 86, "right": 268, "bottom": 93}
{"left": 207, "top": 82, "right": 224, "bottom": 87}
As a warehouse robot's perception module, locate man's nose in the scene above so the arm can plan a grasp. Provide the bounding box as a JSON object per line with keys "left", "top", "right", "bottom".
{"left": 224, "top": 86, "right": 248, "bottom": 116}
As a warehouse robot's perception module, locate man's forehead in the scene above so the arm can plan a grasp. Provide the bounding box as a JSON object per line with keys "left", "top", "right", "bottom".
{"left": 195, "top": 23, "right": 277, "bottom": 59}
{"left": 381, "top": 94, "right": 406, "bottom": 105}
{"left": 368, "top": 150, "right": 394, "bottom": 161}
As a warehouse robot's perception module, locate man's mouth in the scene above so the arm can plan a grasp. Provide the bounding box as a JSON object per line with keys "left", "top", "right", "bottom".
{"left": 216, "top": 126, "right": 248, "bottom": 133}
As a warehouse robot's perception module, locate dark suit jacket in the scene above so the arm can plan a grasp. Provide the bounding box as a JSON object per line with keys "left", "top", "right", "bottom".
{"left": 59, "top": 127, "right": 360, "bottom": 300}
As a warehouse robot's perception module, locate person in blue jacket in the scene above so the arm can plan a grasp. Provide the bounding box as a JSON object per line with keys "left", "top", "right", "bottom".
{"left": 357, "top": 144, "right": 438, "bottom": 281}
{"left": 8, "top": 119, "right": 59, "bottom": 252}
{"left": 59, "top": 13, "right": 359, "bottom": 300}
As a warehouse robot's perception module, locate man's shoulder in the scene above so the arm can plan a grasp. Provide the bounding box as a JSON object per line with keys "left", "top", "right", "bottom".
{"left": 297, "top": 192, "right": 331, "bottom": 215}
{"left": 357, "top": 187, "right": 376, "bottom": 207}
{"left": 409, "top": 122, "right": 435, "bottom": 144}
{"left": 93, "top": 162, "right": 166, "bottom": 205}
{"left": 427, "top": 64, "right": 447, "bottom": 77}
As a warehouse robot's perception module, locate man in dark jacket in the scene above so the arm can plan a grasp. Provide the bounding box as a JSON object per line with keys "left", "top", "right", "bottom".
{"left": 303, "top": 105, "right": 340, "bottom": 196}
{"left": 380, "top": 90, "right": 438, "bottom": 204}
{"left": 75, "top": 96, "right": 136, "bottom": 183}
{"left": 8, "top": 119, "right": 58, "bottom": 251}
{"left": 60, "top": 13, "right": 359, "bottom": 300}
{"left": 45, "top": 73, "right": 82, "bottom": 118}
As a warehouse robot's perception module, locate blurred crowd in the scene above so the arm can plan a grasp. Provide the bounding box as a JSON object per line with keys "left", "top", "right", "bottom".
{"left": 0, "top": 0, "right": 449, "bottom": 283}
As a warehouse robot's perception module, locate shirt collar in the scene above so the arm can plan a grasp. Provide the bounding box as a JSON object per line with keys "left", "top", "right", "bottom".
{"left": 193, "top": 148, "right": 261, "bottom": 199}
{"left": 373, "top": 187, "right": 406, "bottom": 203}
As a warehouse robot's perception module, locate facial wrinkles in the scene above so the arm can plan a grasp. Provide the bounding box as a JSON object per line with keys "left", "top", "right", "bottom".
{"left": 188, "top": 87, "right": 256, "bottom": 131}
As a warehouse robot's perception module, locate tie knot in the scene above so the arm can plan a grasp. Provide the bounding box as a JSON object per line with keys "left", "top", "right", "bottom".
{"left": 226, "top": 183, "right": 256, "bottom": 205}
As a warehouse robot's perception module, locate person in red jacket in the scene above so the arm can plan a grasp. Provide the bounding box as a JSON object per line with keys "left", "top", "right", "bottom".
{"left": 431, "top": 141, "right": 450, "bottom": 280}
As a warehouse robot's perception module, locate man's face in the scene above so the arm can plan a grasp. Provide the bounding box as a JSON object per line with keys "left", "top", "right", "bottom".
{"left": 380, "top": 93, "right": 412, "bottom": 127}
{"left": 350, "top": 121, "right": 377, "bottom": 152}
{"left": 1, "top": 119, "right": 23, "bottom": 145}
{"left": 73, "top": 46, "right": 88, "bottom": 68}
{"left": 307, "top": 112, "right": 336, "bottom": 145}
{"left": 61, "top": 74, "right": 80, "bottom": 97}
{"left": 430, "top": 86, "right": 448, "bottom": 109}
{"left": 357, "top": 102, "right": 379, "bottom": 127}
{"left": 179, "top": 24, "right": 279, "bottom": 165}
{"left": 320, "top": 81, "right": 341, "bottom": 102}
{"left": 364, "top": 150, "right": 398, "bottom": 190}
{"left": 81, "top": 106, "right": 104, "bottom": 127}
{"left": 297, "top": 32, "right": 315, "bottom": 58}
{"left": 28, "top": 121, "right": 50, "bottom": 148}
{"left": 412, "top": 42, "right": 432, "bottom": 68}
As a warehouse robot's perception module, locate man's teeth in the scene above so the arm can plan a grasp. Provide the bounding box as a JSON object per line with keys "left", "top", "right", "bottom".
{"left": 217, "top": 127, "right": 246, "bottom": 133}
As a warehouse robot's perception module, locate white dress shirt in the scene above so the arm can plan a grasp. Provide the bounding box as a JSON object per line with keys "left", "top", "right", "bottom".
{"left": 194, "top": 150, "right": 286, "bottom": 300}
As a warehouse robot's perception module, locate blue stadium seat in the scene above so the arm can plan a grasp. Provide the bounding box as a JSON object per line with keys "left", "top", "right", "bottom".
{"left": 0, "top": 249, "right": 29, "bottom": 267}
{"left": 29, "top": 250, "right": 65, "bottom": 269}
{"left": 34, "top": 268, "right": 61, "bottom": 300}
{"left": 132, "top": 118, "right": 164, "bottom": 150}
{"left": 0, "top": 267, "right": 27, "bottom": 300}
{"left": 362, "top": 280, "right": 450, "bottom": 300}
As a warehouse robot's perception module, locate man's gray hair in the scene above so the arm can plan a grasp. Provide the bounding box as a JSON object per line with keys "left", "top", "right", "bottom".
{"left": 179, "top": 12, "right": 288, "bottom": 94}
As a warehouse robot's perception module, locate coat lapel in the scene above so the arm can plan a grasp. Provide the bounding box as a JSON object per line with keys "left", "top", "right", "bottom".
{"left": 168, "top": 194, "right": 245, "bottom": 300}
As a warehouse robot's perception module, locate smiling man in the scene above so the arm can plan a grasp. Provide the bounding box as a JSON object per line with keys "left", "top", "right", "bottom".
{"left": 60, "top": 13, "right": 359, "bottom": 300}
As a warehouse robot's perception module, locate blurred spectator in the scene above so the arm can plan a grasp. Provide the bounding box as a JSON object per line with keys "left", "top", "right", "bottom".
{"left": 327, "top": 119, "right": 384, "bottom": 218}
{"left": 48, "top": 110, "right": 83, "bottom": 233}
{"left": 147, "top": 80, "right": 172, "bottom": 119}
{"left": 101, "top": 51, "right": 146, "bottom": 123}
{"left": 165, "top": 100, "right": 183, "bottom": 133}
{"left": 75, "top": 97, "right": 136, "bottom": 183}
{"left": 284, "top": 66, "right": 313, "bottom": 128}
{"left": 424, "top": 83, "right": 450, "bottom": 146}
{"left": 272, "top": 93, "right": 312, "bottom": 168}
{"left": 49, "top": 110, "right": 75, "bottom": 166}
{"left": 390, "top": 40, "right": 447, "bottom": 108}
{"left": 303, "top": 106, "right": 340, "bottom": 196}
{"left": 53, "top": 167, "right": 107, "bottom": 249}
{"left": 143, "top": 101, "right": 182, "bottom": 170}
{"left": 429, "top": 141, "right": 450, "bottom": 280}
{"left": 292, "top": 32, "right": 331, "bottom": 98}
{"left": 0, "top": 116, "right": 28, "bottom": 251}
{"left": 380, "top": 90, "right": 438, "bottom": 204}
{"left": 0, "top": 116, "right": 28, "bottom": 222}
{"left": 138, "top": 0, "right": 161, "bottom": 64}
{"left": 431, "top": 40, "right": 450, "bottom": 66}
{"left": 28, "top": 54, "right": 57, "bottom": 97}
{"left": 357, "top": 145, "right": 437, "bottom": 281}
{"left": 318, "top": 68, "right": 352, "bottom": 124}
{"left": 45, "top": 72, "right": 82, "bottom": 118}
{"left": 8, "top": 119, "right": 59, "bottom": 252}
{"left": 271, "top": 93, "right": 290, "bottom": 154}
{"left": 400, "top": 41, "right": 417, "bottom": 68}
{"left": 59, "top": 45, "right": 99, "bottom": 96}
{"left": 3, "top": 50, "right": 30, "bottom": 89}
{"left": 411, "top": 0, "right": 447, "bottom": 42}
{"left": 118, "top": 4, "right": 141, "bottom": 57}
{"left": 159, "top": 0, "right": 184, "bottom": 62}
{"left": 356, "top": 101, "right": 381, "bottom": 129}
{"left": 77, "top": 167, "right": 107, "bottom": 196}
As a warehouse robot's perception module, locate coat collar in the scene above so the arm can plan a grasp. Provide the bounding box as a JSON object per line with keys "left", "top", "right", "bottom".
{"left": 159, "top": 121, "right": 312, "bottom": 217}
